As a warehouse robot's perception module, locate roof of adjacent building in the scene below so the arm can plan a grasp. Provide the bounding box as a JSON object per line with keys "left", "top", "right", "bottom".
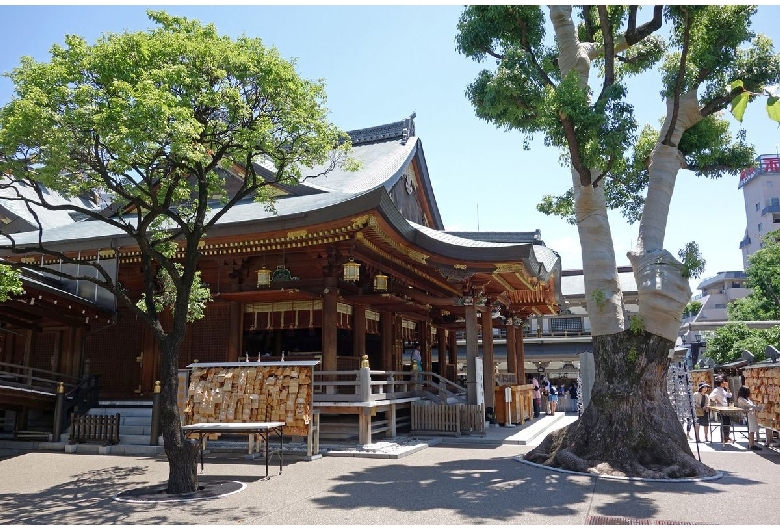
{"left": 697, "top": 270, "right": 748, "bottom": 290}
{"left": 560, "top": 266, "right": 637, "bottom": 298}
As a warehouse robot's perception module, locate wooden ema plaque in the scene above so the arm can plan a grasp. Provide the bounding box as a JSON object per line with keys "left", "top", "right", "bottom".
{"left": 183, "top": 362, "right": 315, "bottom": 438}
{"left": 742, "top": 365, "right": 780, "bottom": 431}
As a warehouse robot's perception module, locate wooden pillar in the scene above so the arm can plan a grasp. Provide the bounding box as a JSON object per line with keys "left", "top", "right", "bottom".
{"left": 481, "top": 308, "right": 495, "bottom": 412}
{"left": 516, "top": 323, "right": 526, "bottom": 383}
{"left": 506, "top": 324, "right": 517, "bottom": 380}
{"left": 73, "top": 327, "right": 85, "bottom": 377}
{"left": 22, "top": 329, "right": 35, "bottom": 370}
{"left": 228, "top": 301, "right": 242, "bottom": 361}
{"left": 394, "top": 314, "right": 404, "bottom": 371}
{"left": 465, "top": 305, "right": 479, "bottom": 405}
{"left": 381, "top": 311, "right": 393, "bottom": 371}
{"left": 322, "top": 279, "right": 338, "bottom": 373}
{"left": 437, "top": 327, "right": 447, "bottom": 377}
{"left": 448, "top": 330, "right": 458, "bottom": 366}
{"left": 353, "top": 303, "right": 366, "bottom": 359}
{"left": 420, "top": 321, "right": 431, "bottom": 372}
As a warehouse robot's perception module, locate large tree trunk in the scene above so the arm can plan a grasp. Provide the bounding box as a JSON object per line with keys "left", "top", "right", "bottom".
{"left": 530, "top": 8, "right": 712, "bottom": 478}
{"left": 526, "top": 330, "right": 715, "bottom": 478}
{"left": 159, "top": 337, "right": 199, "bottom": 494}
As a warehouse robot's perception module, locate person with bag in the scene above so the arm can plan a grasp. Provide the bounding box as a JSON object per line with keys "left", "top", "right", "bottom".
{"left": 737, "top": 385, "right": 764, "bottom": 450}
{"left": 693, "top": 382, "right": 711, "bottom": 443}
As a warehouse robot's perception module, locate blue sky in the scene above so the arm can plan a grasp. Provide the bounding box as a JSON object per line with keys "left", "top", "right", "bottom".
{"left": 2, "top": 4, "right": 779, "bottom": 292}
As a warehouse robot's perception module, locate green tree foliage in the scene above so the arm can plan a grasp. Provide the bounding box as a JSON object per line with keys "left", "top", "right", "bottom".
{"left": 682, "top": 300, "right": 702, "bottom": 318}
{"left": 706, "top": 322, "right": 780, "bottom": 364}
{"left": 729, "top": 229, "right": 780, "bottom": 320}
{"left": 0, "top": 11, "right": 352, "bottom": 493}
{"left": 708, "top": 230, "right": 780, "bottom": 363}
{"left": 0, "top": 263, "right": 23, "bottom": 302}
{"left": 457, "top": 5, "right": 779, "bottom": 224}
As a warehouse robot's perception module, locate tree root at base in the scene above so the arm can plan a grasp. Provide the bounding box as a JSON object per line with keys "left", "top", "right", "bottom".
{"left": 525, "top": 423, "right": 717, "bottom": 479}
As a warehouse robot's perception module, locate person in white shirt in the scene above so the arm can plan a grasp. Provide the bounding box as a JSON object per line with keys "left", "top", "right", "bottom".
{"left": 709, "top": 376, "right": 733, "bottom": 443}
{"left": 737, "top": 385, "right": 764, "bottom": 450}
{"left": 411, "top": 344, "right": 422, "bottom": 371}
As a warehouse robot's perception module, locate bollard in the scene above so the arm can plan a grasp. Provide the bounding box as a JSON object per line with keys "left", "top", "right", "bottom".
{"left": 52, "top": 382, "right": 66, "bottom": 442}
{"left": 150, "top": 380, "right": 161, "bottom": 445}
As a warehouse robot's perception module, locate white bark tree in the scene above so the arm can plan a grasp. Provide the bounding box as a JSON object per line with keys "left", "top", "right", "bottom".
{"left": 457, "top": 5, "right": 780, "bottom": 478}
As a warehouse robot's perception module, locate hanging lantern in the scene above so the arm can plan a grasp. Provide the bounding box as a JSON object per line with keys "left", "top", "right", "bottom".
{"left": 374, "top": 271, "right": 388, "bottom": 292}
{"left": 343, "top": 257, "right": 361, "bottom": 282}
{"left": 256, "top": 266, "right": 271, "bottom": 287}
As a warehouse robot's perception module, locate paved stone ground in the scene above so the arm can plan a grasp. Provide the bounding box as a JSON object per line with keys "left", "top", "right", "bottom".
{"left": 1, "top": 412, "right": 779, "bottom": 525}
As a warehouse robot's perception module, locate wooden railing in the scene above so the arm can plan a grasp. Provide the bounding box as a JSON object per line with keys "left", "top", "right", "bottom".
{"left": 0, "top": 361, "right": 81, "bottom": 394}
{"left": 312, "top": 368, "right": 466, "bottom": 405}
{"left": 68, "top": 412, "right": 120, "bottom": 445}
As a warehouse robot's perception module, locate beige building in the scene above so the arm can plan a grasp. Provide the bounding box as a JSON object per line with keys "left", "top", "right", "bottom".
{"left": 739, "top": 153, "right": 780, "bottom": 266}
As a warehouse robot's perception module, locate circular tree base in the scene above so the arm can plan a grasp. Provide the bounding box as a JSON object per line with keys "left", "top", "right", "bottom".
{"left": 515, "top": 455, "right": 723, "bottom": 483}
{"left": 114, "top": 480, "right": 246, "bottom": 504}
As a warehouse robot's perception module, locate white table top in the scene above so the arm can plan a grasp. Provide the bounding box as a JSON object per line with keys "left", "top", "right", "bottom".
{"left": 183, "top": 422, "right": 285, "bottom": 431}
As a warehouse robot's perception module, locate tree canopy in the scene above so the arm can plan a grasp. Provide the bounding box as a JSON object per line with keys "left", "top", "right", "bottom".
{"left": 0, "top": 10, "right": 352, "bottom": 494}
{"left": 0, "top": 10, "right": 352, "bottom": 325}
{"left": 457, "top": 5, "right": 778, "bottom": 225}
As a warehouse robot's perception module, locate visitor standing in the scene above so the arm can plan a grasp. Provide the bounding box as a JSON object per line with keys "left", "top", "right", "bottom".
{"left": 568, "top": 381, "right": 578, "bottom": 412}
{"left": 531, "top": 376, "right": 541, "bottom": 418}
{"left": 548, "top": 381, "right": 559, "bottom": 414}
{"left": 411, "top": 344, "right": 422, "bottom": 372}
{"left": 710, "top": 376, "right": 733, "bottom": 443}
{"left": 737, "top": 385, "right": 764, "bottom": 450}
{"left": 693, "top": 382, "right": 710, "bottom": 442}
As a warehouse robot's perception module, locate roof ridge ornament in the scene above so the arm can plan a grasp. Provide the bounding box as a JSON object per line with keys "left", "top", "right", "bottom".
{"left": 347, "top": 112, "right": 417, "bottom": 146}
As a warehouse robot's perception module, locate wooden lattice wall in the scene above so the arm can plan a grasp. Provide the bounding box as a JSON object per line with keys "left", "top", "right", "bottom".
{"left": 743, "top": 365, "right": 780, "bottom": 431}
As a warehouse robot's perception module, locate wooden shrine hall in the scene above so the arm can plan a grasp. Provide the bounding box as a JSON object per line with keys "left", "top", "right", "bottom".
{"left": 1, "top": 113, "right": 563, "bottom": 420}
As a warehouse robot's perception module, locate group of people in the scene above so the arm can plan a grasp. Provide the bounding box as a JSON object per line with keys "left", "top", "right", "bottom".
{"left": 531, "top": 376, "right": 578, "bottom": 418}
{"left": 691, "top": 375, "right": 764, "bottom": 450}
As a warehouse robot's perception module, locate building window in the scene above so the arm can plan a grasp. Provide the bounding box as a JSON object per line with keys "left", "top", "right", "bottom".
{"left": 550, "top": 317, "right": 583, "bottom": 333}
{"left": 759, "top": 222, "right": 763, "bottom": 231}
{"left": 714, "top": 304, "right": 727, "bottom": 309}
{"left": 732, "top": 282, "right": 741, "bottom": 288}
{"left": 757, "top": 203, "right": 761, "bottom": 211}
{"left": 772, "top": 197, "right": 780, "bottom": 206}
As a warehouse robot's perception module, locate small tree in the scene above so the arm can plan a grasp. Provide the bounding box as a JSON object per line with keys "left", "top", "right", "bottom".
{"left": 457, "top": 5, "right": 780, "bottom": 478}
{"left": 0, "top": 11, "right": 351, "bottom": 493}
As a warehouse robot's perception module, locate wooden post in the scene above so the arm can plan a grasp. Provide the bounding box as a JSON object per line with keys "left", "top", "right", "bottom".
{"left": 228, "top": 301, "right": 242, "bottom": 361}
{"left": 150, "top": 380, "right": 161, "bottom": 445}
{"left": 52, "top": 382, "right": 66, "bottom": 442}
{"left": 448, "top": 330, "right": 458, "bottom": 366}
{"left": 437, "top": 327, "right": 447, "bottom": 377}
{"left": 465, "top": 305, "right": 479, "bottom": 405}
{"left": 322, "top": 279, "right": 338, "bottom": 393}
{"left": 353, "top": 304, "right": 367, "bottom": 359}
{"left": 420, "top": 320, "right": 431, "bottom": 373}
{"left": 481, "top": 308, "right": 495, "bottom": 413}
{"left": 506, "top": 324, "right": 517, "bottom": 379}
{"left": 381, "top": 311, "right": 393, "bottom": 371}
{"left": 516, "top": 323, "right": 526, "bottom": 384}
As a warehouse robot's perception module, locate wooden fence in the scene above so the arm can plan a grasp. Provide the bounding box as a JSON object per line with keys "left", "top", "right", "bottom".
{"left": 410, "top": 403, "right": 485, "bottom": 436}
{"left": 68, "top": 413, "right": 120, "bottom": 445}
